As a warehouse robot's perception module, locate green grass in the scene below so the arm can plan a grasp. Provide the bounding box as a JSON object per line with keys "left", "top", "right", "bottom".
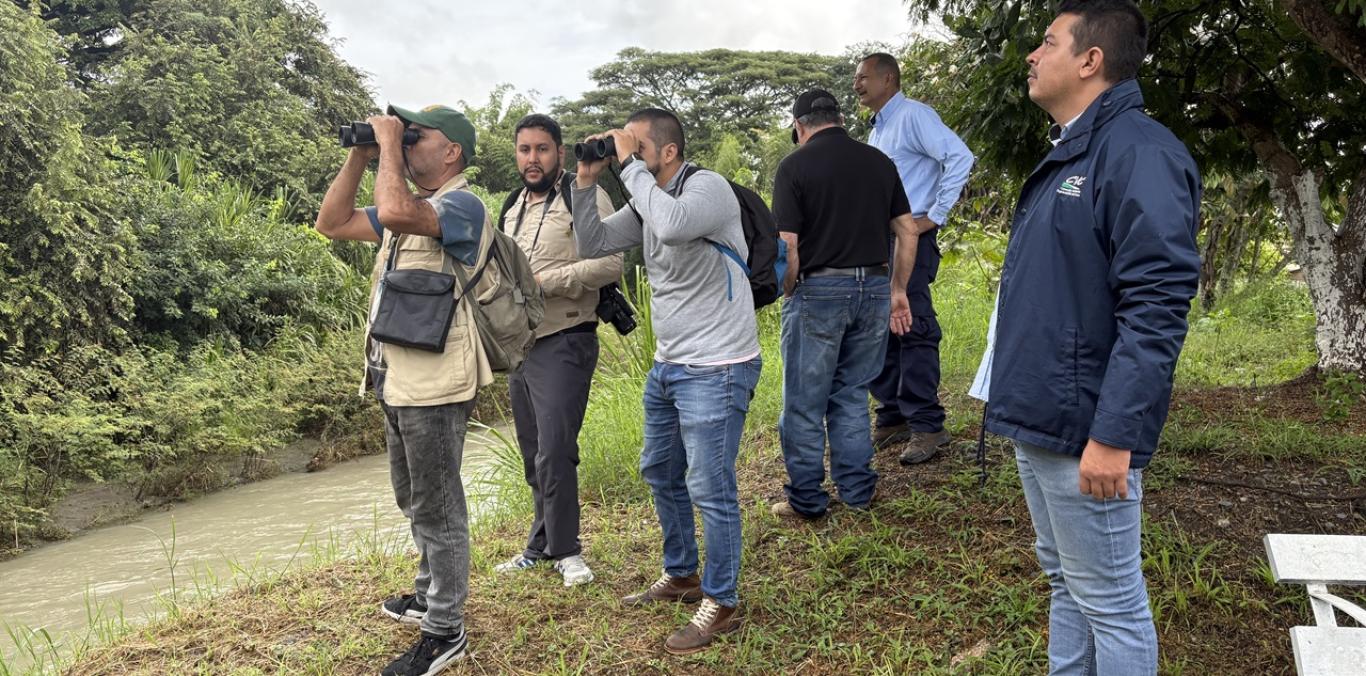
{"left": 14, "top": 266, "right": 1359, "bottom": 675}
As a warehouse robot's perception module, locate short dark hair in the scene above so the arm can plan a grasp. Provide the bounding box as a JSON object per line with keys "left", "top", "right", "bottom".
{"left": 627, "top": 108, "right": 686, "bottom": 158}
{"left": 860, "top": 52, "right": 901, "bottom": 88}
{"left": 1057, "top": 0, "right": 1148, "bottom": 83}
{"left": 513, "top": 113, "right": 562, "bottom": 146}
{"left": 797, "top": 110, "right": 841, "bottom": 129}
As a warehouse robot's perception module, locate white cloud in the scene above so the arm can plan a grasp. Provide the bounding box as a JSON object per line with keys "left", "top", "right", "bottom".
{"left": 313, "top": 0, "right": 917, "bottom": 111}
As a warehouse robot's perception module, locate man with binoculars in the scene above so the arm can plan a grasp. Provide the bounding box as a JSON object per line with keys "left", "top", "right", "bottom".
{"left": 569, "top": 108, "right": 761, "bottom": 655}
{"left": 316, "top": 104, "right": 486, "bottom": 676}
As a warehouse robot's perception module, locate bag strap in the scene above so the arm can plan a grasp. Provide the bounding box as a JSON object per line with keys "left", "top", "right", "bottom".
{"left": 560, "top": 172, "right": 575, "bottom": 216}
{"left": 385, "top": 232, "right": 403, "bottom": 271}
{"left": 449, "top": 243, "right": 492, "bottom": 307}
{"left": 498, "top": 188, "right": 523, "bottom": 233}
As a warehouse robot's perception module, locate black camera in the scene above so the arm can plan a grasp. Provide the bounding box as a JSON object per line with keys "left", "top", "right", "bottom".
{"left": 339, "top": 122, "right": 421, "bottom": 148}
{"left": 595, "top": 282, "right": 637, "bottom": 335}
{"left": 573, "top": 136, "right": 616, "bottom": 163}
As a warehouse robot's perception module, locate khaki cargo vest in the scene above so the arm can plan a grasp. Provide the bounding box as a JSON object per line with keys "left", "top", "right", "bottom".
{"left": 361, "top": 175, "right": 494, "bottom": 406}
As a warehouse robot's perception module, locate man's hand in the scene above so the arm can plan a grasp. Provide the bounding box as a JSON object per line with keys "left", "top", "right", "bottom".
{"left": 366, "top": 115, "right": 406, "bottom": 148}
{"left": 1078, "top": 439, "right": 1132, "bottom": 500}
{"left": 890, "top": 290, "right": 913, "bottom": 335}
{"left": 349, "top": 144, "right": 380, "bottom": 164}
{"left": 607, "top": 128, "right": 639, "bottom": 165}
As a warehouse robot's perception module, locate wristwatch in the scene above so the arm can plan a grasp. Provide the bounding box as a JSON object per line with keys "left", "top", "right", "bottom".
{"left": 621, "top": 152, "right": 642, "bottom": 169}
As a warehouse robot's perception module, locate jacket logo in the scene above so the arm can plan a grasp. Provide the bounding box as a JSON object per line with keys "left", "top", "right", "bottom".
{"left": 1057, "top": 175, "right": 1087, "bottom": 197}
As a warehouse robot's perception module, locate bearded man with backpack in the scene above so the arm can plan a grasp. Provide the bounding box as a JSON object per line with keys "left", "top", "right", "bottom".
{"left": 491, "top": 114, "right": 623, "bottom": 587}
{"left": 570, "top": 108, "right": 762, "bottom": 655}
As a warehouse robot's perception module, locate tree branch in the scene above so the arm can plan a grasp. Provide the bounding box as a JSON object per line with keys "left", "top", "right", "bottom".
{"left": 1279, "top": 0, "right": 1366, "bottom": 85}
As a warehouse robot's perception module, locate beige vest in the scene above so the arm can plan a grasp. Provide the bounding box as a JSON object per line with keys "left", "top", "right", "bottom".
{"left": 362, "top": 175, "right": 494, "bottom": 406}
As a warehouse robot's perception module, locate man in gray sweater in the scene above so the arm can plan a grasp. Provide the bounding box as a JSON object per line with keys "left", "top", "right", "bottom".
{"left": 571, "top": 108, "right": 761, "bottom": 655}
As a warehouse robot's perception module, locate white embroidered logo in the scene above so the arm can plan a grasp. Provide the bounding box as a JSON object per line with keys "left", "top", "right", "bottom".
{"left": 1057, "top": 175, "right": 1087, "bottom": 197}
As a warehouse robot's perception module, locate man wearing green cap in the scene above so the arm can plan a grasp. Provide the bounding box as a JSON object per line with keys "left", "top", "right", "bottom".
{"left": 316, "top": 103, "right": 487, "bottom": 676}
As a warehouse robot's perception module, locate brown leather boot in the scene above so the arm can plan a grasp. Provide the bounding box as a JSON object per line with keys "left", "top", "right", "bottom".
{"left": 622, "top": 572, "right": 703, "bottom": 606}
{"left": 898, "top": 429, "right": 951, "bottom": 465}
{"left": 664, "top": 597, "right": 742, "bottom": 655}
{"left": 873, "top": 422, "right": 912, "bottom": 449}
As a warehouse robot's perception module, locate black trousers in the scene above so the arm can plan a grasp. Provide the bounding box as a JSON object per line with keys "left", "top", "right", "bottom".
{"left": 507, "top": 329, "right": 599, "bottom": 560}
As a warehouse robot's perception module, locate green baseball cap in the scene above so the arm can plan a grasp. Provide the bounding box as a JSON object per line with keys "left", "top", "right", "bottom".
{"left": 387, "top": 103, "right": 477, "bottom": 159}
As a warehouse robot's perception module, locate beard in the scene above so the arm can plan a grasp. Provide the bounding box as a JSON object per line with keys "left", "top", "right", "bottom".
{"left": 521, "top": 162, "right": 561, "bottom": 193}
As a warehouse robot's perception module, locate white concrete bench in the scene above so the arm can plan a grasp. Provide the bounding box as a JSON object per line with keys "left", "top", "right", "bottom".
{"left": 1263, "top": 534, "right": 1366, "bottom": 675}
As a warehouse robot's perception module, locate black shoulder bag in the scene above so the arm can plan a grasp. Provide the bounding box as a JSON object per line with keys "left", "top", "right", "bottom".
{"left": 369, "top": 234, "right": 486, "bottom": 353}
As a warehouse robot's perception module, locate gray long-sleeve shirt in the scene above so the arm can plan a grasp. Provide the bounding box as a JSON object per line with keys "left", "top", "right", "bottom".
{"left": 572, "top": 161, "right": 759, "bottom": 365}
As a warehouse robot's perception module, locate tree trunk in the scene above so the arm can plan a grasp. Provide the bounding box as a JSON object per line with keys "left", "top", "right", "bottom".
{"left": 1272, "top": 168, "right": 1366, "bottom": 372}
{"left": 1219, "top": 85, "right": 1366, "bottom": 373}
{"left": 1199, "top": 209, "right": 1226, "bottom": 308}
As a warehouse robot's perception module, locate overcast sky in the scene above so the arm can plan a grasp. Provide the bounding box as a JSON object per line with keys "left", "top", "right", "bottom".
{"left": 312, "top": 0, "right": 921, "bottom": 111}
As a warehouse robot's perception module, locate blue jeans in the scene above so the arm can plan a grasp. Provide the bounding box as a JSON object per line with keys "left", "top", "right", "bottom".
{"left": 779, "top": 276, "right": 890, "bottom": 515}
{"left": 640, "top": 357, "right": 761, "bottom": 608}
{"left": 1015, "top": 442, "right": 1157, "bottom": 675}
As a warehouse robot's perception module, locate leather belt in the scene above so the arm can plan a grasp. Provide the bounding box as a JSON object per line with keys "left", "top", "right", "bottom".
{"left": 800, "top": 264, "right": 889, "bottom": 280}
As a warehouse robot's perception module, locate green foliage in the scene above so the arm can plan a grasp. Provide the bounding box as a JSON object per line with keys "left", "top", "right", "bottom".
{"left": 1178, "top": 279, "right": 1318, "bottom": 387}
{"left": 78, "top": 0, "right": 376, "bottom": 212}
{"left": 126, "top": 156, "right": 368, "bottom": 349}
{"left": 1315, "top": 371, "right": 1366, "bottom": 423}
{"left": 701, "top": 133, "right": 758, "bottom": 189}
{"left": 460, "top": 84, "right": 538, "bottom": 196}
{"left": 902, "top": 0, "right": 1365, "bottom": 199}
{"left": 0, "top": 2, "right": 137, "bottom": 359}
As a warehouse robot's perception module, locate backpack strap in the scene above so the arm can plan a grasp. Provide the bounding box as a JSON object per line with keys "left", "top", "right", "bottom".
{"left": 709, "top": 241, "right": 751, "bottom": 302}
{"left": 676, "top": 163, "right": 748, "bottom": 302}
{"left": 497, "top": 187, "right": 524, "bottom": 233}
{"left": 559, "top": 172, "right": 575, "bottom": 217}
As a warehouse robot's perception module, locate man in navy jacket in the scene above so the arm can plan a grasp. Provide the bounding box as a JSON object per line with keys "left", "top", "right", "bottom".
{"left": 974, "top": 1, "right": 1200, "bottom": 673}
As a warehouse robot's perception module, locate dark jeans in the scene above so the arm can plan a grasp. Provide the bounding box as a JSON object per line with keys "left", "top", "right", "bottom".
{"left": 383, "top": 400, "right": 474, "bottom": 637}
{"left": 507, "top": 330, "right": 599, "bottom": 560}
{"left": 778, "top": 275, "right": 889, "bottom": 515}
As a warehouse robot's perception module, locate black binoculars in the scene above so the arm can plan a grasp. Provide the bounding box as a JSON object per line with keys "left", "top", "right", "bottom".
{"left": 339, "top": 122, "right": 421, "bottom": 148}
{"left": 573, "top": 136, "right": 616, "bottom": 163}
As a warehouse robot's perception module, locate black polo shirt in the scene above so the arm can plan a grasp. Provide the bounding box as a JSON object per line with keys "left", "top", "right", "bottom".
{"left": 771, "top": 127, "right": 911, "bottom": 273}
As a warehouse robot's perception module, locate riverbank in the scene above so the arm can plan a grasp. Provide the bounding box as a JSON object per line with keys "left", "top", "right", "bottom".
{"left": 2, "top": 377, "right": 509, "bottom": 563}
{"left": 61, "top": 376, "right": 1366, "bottom": 674}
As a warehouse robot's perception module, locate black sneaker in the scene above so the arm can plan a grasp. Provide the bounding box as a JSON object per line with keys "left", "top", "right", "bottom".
{"left": 382, "top": 630, "right": 468, "bottom": 676}
{"left": 381, "top": 594, "right": 427, "bottom": 626}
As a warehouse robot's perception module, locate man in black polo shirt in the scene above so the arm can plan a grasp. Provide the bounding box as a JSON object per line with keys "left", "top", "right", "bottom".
{"left": 769, "top": 89, "right": 927, "bottom": 519}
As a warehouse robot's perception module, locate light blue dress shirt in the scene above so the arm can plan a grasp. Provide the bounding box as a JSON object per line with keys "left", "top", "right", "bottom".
{"left": 868, "top": 92, "right": 975, "bottom": 226}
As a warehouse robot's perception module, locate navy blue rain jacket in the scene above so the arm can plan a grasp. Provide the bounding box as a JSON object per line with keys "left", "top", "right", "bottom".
{"left": 986, "top": 80, "right": 1201, "bottom": 469}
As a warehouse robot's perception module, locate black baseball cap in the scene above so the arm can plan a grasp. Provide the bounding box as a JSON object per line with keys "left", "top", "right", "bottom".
{"left": 790, "top": 88, "right": 841, "bottom": 143}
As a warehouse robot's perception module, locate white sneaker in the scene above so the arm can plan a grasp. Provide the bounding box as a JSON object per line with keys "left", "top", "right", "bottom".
{"left": 553, "top": 555, "right": 594, "bottom": 587}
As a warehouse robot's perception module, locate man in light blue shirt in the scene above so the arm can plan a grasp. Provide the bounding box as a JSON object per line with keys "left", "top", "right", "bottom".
{"left": 856, "top": 52, "right": 975, "bottom": 465}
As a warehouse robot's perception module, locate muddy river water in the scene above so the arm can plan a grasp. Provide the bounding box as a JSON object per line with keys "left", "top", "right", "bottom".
{"left": 0, "top": 429, "right": 505, "bottom": 668}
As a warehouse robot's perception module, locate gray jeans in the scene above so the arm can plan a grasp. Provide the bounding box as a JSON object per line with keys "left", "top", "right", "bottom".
{"left": 383, "top": 400, "right": 473, "bottom": 637}
{"left": 507, "top": 329, "right": 599, "bottom": 560}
